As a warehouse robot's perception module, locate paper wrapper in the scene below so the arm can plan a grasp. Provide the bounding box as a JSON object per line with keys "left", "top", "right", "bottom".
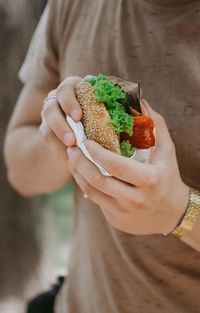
{"left": 67, "top": 116, "right": 154, "bottom": 177}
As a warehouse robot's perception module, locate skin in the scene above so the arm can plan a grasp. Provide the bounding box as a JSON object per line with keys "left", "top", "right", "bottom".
{"left": 4, "top": 76, "right": 82, "bottom": 196}
{"left": 4, "top": 76, "right": 200, "bottom": 250}
{"left": 67, "top": 100, "right": 190, "bottom": 236}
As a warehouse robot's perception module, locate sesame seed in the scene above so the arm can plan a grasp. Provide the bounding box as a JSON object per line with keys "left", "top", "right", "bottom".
{"left": 75, "top": 82, "right": 121, "bottom": 154}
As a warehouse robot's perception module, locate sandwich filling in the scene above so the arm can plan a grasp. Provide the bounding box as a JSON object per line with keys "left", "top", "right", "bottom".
{"left": 85, "top": 75, "right": 135, "bottom": 157}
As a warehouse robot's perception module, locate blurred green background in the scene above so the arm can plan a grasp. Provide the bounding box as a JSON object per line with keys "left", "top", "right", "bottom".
{"left": 0, "top": 1, "right": 74, "bottom": 311}
{"left": 48, "top": 182, "right": 73, "bottom": 273}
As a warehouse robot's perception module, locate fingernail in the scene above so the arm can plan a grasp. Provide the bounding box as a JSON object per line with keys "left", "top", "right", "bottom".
{"left": 63, "top": 133, "right": 74, "bottom": 146}
{"left": 71, "top": 109, "right": 81, "bottom": 121}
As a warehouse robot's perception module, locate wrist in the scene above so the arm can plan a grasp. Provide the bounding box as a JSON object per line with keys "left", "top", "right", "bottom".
{"left": 171, "top": 188, "right": 200, "bottom": 238}
{"left": 162, "top": 183, "right": 190, "bottom": 235}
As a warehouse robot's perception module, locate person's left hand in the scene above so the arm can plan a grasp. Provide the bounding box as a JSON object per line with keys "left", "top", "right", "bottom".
{"left": 67, "top": 100, "right": 190, "bottom": 235}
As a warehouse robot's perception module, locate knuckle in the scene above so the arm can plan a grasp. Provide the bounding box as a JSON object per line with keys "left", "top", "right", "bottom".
{"left": 86, "top": 141, "right": 97, "bottom": 157}
{"left": 127, "top": 195, "right": 145, "bottom": 210}
{"left": 127, "top": 196, "right": 145, "bottom": 209}
{"left": 69, "top": 166, "right": 75, "bottom": 175}
{"left": 56, "top": 87, "right": 72, "bottom": 113}
{"left": 82, "top": 183, "right": 93, "bottom": 197}
{"left": 48, "top": 89, "right": 56, "bottom": 96}
{"left": 136, "top": 197, "right": 146, "bottom": 209}
{"left": 109, "top": 160, "right": 123, "bottom": 178}
{"left": 50, "top": 120, "right": 63, "bottom": 137}
{"left": 56, "top": 82, "right": 67, "bottom": 95}
{"left": 57, "top": 76, "right": 78, "bottom": 95}
{"left": 41, "top": 102, "right": 54, "bottom": 119}
{"left": 124, "top": 193, "right": 137, "bottom": 207}
{"left": 91, "top": 173, "right": 105, "bottom": 189}
{"left": 146, "top": 171, "right": 159, "bottom": 188}
{"left": 57, "top": 77, "right": 82, "bottom": 117}
{"left": 41, "top": 108, "right": 46, "bottom": 120}
{"left": 58, "top": 76, "right": 75, "bottom": 89}
{"left": 68, "top": 150, "right": 80, "bottom": 167}
{"left": 42, "top": 111, "right": 67, "bottom": 142}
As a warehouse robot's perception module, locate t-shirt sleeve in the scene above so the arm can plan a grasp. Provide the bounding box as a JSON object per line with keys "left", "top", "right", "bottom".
{"left": 18, "top": 0, "right": 60, "bottom": 90}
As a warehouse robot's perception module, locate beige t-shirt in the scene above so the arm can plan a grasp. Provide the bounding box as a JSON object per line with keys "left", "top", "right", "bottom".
{"left": 19, "top": 0, "right": 200, "bottom": 312}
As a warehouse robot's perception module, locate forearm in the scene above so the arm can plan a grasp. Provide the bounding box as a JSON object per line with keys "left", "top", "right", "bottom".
{"left": 4, "top": 126, "right": 71, "bottom": 197}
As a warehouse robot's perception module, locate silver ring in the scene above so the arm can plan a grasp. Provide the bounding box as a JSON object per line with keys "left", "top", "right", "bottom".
{"left": 43, "top": 95, "right": 57, "bottom": 106}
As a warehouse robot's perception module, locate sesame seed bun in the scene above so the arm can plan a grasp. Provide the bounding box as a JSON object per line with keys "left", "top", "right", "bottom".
{"left": 75, "top": 81, "right": 121, "bottom": 154}
{"left": 75, "top": 75, "right": 143, "bottom": 155}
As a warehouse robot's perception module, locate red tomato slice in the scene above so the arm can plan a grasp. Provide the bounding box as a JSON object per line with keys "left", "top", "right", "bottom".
{"left": 121, "top": 116, "right": 155, "bottom": 149}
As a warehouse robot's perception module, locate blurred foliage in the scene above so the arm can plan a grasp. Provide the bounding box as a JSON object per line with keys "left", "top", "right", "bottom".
{"left": 48, "top": 182, "right": 73, "bottom": 237}
{"left": 47, "top": 182, "right": 73, "bottom": 272}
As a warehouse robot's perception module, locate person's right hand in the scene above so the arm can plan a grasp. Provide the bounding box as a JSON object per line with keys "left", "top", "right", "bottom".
{"left": 39, "top": 76, "right": 82, "bottom": 158}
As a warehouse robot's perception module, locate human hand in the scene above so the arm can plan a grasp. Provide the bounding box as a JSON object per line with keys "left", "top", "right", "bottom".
{"left": 67, "top": 100, "right": 190, "bottom": 235}
{"left": 39, "top": 76, "right": 82, "bottom": 158}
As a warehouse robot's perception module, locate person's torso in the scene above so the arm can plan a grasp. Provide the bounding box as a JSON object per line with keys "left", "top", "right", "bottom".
{"left": 55, "top": 0, "right": 200, "bottom": 312}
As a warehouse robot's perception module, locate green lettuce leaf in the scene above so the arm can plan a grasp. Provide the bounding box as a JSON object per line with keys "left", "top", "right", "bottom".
{"left": 120, "top": 140, "right": 135, "bottom": 157}
{"left": 85, "top": 75, "right": 133, "bottom": 136}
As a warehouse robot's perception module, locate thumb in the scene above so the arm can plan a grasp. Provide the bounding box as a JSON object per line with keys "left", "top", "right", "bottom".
{"left": 56, "top": 76, "right": 83, "bottom": 121}
{"left": 141, "top": 99, "right": 173, "bottom": 156}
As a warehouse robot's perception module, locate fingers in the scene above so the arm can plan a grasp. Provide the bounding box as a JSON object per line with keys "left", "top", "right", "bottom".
{"left": 83, "top": 141, "right": 156, "bottom": 187}
{"left": 71, "top": 168, "right": 128, "bottom": 229}
{"left": 70, "top": 167, "right": 131, "bottom": 230}
{"left": 56, "top": 76, "right": 82, "bottom": 121}
{"left": 39, "top": 118, "right": 67, "bottom": 158}
{"left": 41, "top": 98, "right": 76, "bottom": 146}
{"left": 70, "top": 167, "right": 117, "bottom": 208}
{"left": 40, "top": 75, "right": 83, "bottom": 150}
{"left": 67, "top": 146, "right": 145, "bottom": 208}
{"left": 141, "top": 99, "right": 174, "bottom": 157}
{"left": 67, "top": 146, "right": 157, "bottom": 224}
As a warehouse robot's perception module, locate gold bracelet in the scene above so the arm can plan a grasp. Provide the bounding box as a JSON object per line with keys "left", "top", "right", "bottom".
{"left": 172, "top": 189, "right": 200, "bottom": 238}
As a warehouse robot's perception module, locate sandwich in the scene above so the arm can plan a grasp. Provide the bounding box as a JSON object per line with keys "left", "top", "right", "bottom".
{"left": 75, "top": 74, "right": 155, "bottom": 157}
